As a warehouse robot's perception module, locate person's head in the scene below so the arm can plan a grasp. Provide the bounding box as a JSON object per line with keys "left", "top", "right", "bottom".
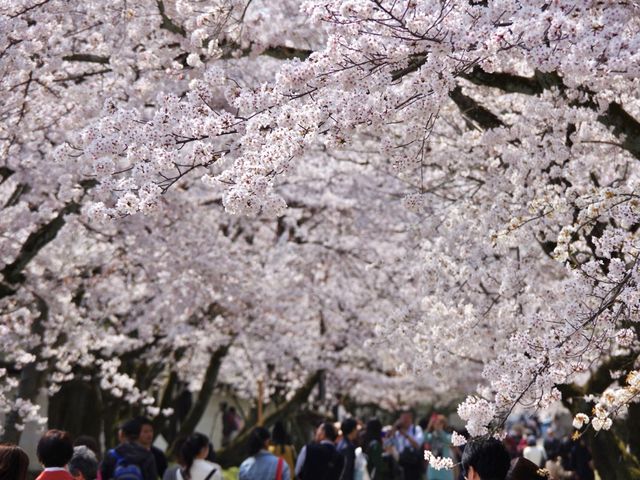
{"left": 526, "top": 436, "right": 537, "bottom": 447}
{"left": 68, "top": 446, "right": 99, "bottom": 480}
{"left": 341, "top": 418, "right": 358, "bottom": 442}
{"left": 418, "top": 417, "right": 429, "bottom": 431}
{"left": 398, "top": 410, "right": 413, "bottom": 429}
{"left": 315, "top": 422, "right": 338, "bottom": 443}
{"left": 118, "top": 418, "right": 142, "bottom": 443}
{"left": 173, "top": 437, "right": 187, "bottom": 467}
{"left": 506, "top": 457, "right": 549, "bottom": 480}
{"left": 73, "top": 436, "right": 101, "bottom": 461}
{"left": 136, "top": 417, "right": 154, "bottom": 448}
{"left": 434, "top": 415, "right": 447, "bottom": 431}
{"left": 461, "top": 437, "right": 511, "bottom": 480}
{"left": 37, "top": 429, "right": 74, "bottom": 468}
{"left": 0, "top": 444, "right": 29, "bottom": 480}
{"left": 365, "top": 418, "right": 382, "bottom": 442}
{"left": 180, "top": 433, "right": 210, "bottom": 479}
{"left": 272, "top": 421, "right": 289, "bottom": 446}
{"left": 248, "top": 427, "right": 271, "bottom": 456}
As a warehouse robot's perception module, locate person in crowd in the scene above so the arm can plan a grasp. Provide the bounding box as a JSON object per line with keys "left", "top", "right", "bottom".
{"left": 74, "top": 436, "right": 101, "bottom": 461}
{"left": 504, "top": 428, "right": 522, "bottom": 460}
{"left": 176, "top": 433, "right": 222, "bottom": 480}
{"left": 390, "top": 410, "right": 423, "bottom": 480}
{"left": 138, "top": 416, "right": 169, "bottom": 477}
{"left": 523, "top": 436, "right": 546, "bottom": 468}
{"left": 544, "top": 449, "right": 574, "bottom": 480}
{"left": 36, "top": 429, "right": 75, "bottom": 480}
{"left": 425, "top": 415, "right": 454, "bottom": 480}
{"left": 295, "top": 422, "right": 345, "bottom": 480}
{"left": 240, "top": 427, "right": 291, "bottom": 480}
{"left": 569, "top": 438, "right": 594, "bottom": 480}
{"left": 205, "top": 442, "right": 217, "bottom": 463}
{"left": 269, "top": 421, "right": 296, "bottom": 480}
{"left": 101, "top": 418, "right": 158, "bottom": 480}
{"left": 460, "top": 437, "right": 511, "bottom": 480}
{"left": 0, "top": 443, "right": 30, "bottom": 480}
{"left": 69, "top": 446, "right": 99, "bottom": 480}
{"left": 505, "top": 457, "right": 549, "bottom": 480}
{"left": 337, "top": 418, "right": 359, "bottom": 480}
{"left": 362, "top": 419, "right": 387, "bottom": 480}
{"left": 332, "top": 395, "right": 349, "bottom": 423}
{"left": 222, "top": 406, "right": 243, "bottom": 447}
{"left": 542, "top": 430, "right": 560, "bottom": 462}
{"left": 162, "top": 438, "right": 186, "bottom": 480}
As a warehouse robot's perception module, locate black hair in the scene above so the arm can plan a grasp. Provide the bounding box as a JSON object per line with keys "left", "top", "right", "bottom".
{"left": 119, "top": 418, "right": 142, "bottom": 441}
{"left": 74, "top": 435, "right": 101, "bottom": 461}
{"left": 68, "top": 446, "right": 99, "bottom": 480}
{"left": 272, "top": 421, "right": 290, "bottom": 446}
{"left": 320, "top": 422, "right": 338, "bottom": 442}
{"left": 37, "top": 429, "right": 74, "bottom": 468}
{"left": 205, "top": 441, "right": 216, "bottom": 462}
{"left": 0, "top": 444, "right": 29, "bottom": 480}
{"left": 461, "top": 437, "right": 511, "bottom": 480}
{"left": 506, "top": 457, "right": 549, "bottom": 480}
{"left": 136, "top": 416, "right": 153, "bottom": 426}
{"left": 180, "top": 433, "right": 210, "bottom": 480}
{"left": 418, "top": 417, "right": 429, "bottom": 430}
{"left": 248, "top": 427, "right": 271, "bottom": 456}
{"left": 341, "top": 418, "right": 358, "bottom": 437}
{"left": 363, "top": 418, "right": 383, "bottom": 454}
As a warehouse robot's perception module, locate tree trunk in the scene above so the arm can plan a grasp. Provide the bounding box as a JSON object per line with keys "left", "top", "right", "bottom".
{"left": 587, "top": 428, "right": 640, "bottom": 480}
{"left": 167, "top": 344, "right": 231, "bottom": 457}
{"left": 0, "top": 362, "right": 46, "bottom": 444}
{"left": 47, "top": 379, "right": 102, "bottom": 440}
{"left": 215, "top": 370, "right": 323, "bottom": 468}
{"left": 1, "top": 296, "right": 48, "bottom": 443}
{"left": 558, "top": 352, "right": 640, "bottom": 479}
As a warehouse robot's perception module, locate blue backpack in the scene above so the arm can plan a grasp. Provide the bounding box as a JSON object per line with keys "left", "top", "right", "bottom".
{"left": 109, "top": 449, "right": 144, "bottom": 480}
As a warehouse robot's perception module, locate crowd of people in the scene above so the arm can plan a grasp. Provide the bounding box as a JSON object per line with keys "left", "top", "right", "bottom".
{"left": 0, "top": 410, "right": 596, "bottom": 480}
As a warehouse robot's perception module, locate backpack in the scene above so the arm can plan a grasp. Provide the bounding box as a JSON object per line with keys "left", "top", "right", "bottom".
{"left": 109, "top": 448, "right": 144, "bottom": 480}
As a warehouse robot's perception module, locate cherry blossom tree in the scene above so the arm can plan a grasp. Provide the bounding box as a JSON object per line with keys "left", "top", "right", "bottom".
{"left": 2, "top": 0, "right": 640, "bottom": 475}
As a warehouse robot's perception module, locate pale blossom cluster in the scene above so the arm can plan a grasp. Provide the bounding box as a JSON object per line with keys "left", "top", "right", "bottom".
{"left": 424, "top": 451, "right": 455, "bottom": 471}
{"left": 2, "top": 0, "right": 640, "bottom": 452}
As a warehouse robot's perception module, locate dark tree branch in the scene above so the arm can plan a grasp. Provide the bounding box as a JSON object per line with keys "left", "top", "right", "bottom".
{"left": 448, "top": 85, "right": 504, "bottom": 130}
{"left": 0, "top": 180, "right": 96, "bottom": 299}
{"left": 157, "top": 0, "right": 186, "bottom": 37}
{"left": 62, "top": 54, "right": 110, "bottom": 64}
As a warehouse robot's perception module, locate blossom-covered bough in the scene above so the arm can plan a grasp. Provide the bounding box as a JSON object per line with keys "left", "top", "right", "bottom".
{"left": 2, "top": 0, "right": 640, "bottom": 474}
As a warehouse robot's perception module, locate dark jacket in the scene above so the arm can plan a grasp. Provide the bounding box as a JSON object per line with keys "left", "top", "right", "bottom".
{"left": 337, "top": 439, "right": 355, "bottom": 480}
{"left": 101, "top": 442, "right": 158, "bottom": 480}
{"left": 300, "top": 443, "right": 345, "bottom": 480}
{"left": 151, "top": 446, "right": 168, "bottom": 477}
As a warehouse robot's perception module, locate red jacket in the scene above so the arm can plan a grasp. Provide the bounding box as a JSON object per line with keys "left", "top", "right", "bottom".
{"left": 35, "top": 470, "right": 75, "bottom": 480}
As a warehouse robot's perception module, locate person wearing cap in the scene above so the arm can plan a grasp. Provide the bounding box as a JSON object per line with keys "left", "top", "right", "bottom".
{"left": 100, "top": 418, "right": 158, "bottom": 480}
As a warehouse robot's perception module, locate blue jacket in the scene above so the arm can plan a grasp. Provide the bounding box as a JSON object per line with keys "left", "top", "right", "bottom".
{"left": 239, "top": 450, "right": 291, "bottom": 480}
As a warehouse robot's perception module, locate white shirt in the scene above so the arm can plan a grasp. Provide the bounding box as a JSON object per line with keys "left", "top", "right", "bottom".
{"left": 523, "top": 445, "right": 546, "bottom": 467}
{"left": 176, "top": 459, "right": 223, "bottom": 480}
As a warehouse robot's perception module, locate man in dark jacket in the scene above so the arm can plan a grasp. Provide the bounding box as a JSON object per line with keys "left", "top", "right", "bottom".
{"left": 296, "top": 422, "right": 345, "bottom": 480}
{"left": 100, "top": 419, "right": 158, "bottom": 480}
{"left": 337, "top": 418, "right": 358, "bottom": 480}
{"left": 137, "top": 417, "right": 168, "bottom": 477}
